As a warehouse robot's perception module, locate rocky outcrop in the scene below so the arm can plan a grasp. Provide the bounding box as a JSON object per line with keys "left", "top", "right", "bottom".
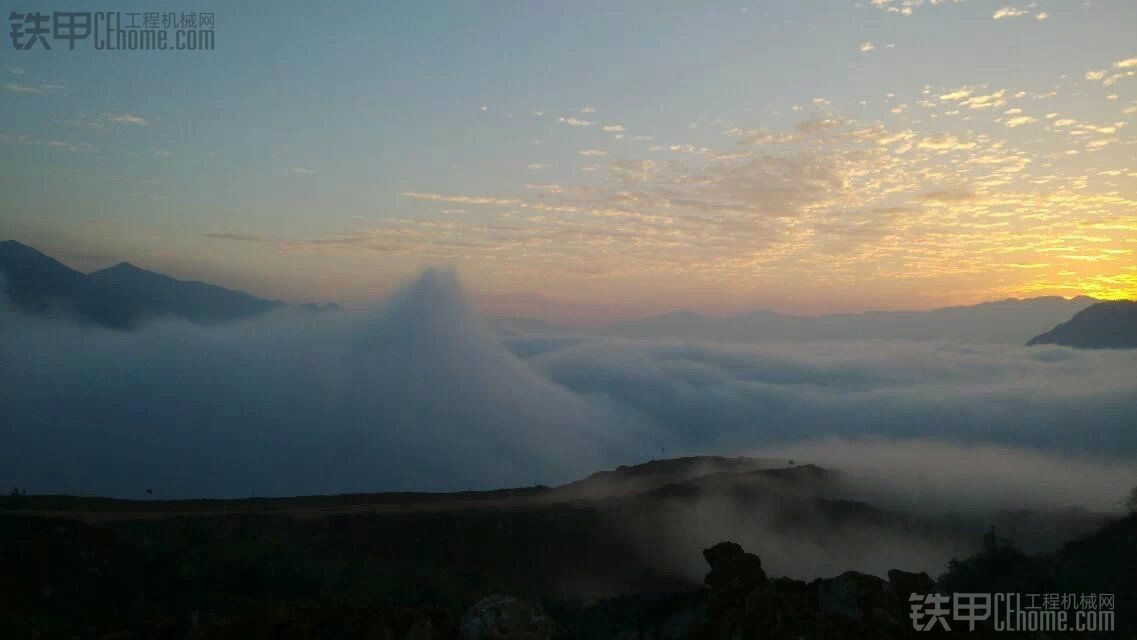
{"left": 701, "top": 541, "right": 767, "bottom": 598}
{"left": 687, "top": 541, "right": 932, "bottom": 639}
{"left": 460, "top": 595, "right": 565, "bottom": 640}
{"left": 886, "top": 568, "right": 934, "bottom": 603}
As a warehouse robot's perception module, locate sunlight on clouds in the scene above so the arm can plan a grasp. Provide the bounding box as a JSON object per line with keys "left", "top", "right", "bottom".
{"left": 1004, "top": 115, "right": 1038, "bottom": 128}
{"left": 992, "top": 6, "right": 1029, "bottom": 19}
{"left": 73, "top": 7, "right": 1128, "bottom": 311}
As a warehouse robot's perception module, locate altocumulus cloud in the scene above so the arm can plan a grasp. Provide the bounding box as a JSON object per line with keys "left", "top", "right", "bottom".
{"left": 1, "top": 269, "right": 1135, "bottom": 500}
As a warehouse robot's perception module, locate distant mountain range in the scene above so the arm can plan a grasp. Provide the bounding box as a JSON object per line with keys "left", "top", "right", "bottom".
{"left": 6, "top": 240, "right": 1128, "bottom": 346}
{"left": 492, "top": 296, "right": 1102, "bottom": 345}
{"left": 0, "top": 240, "right": 338, "bottom": 329}
{"left": 1027, "top": 300, "right": 1137, "bottom": 349}
{"left": 597, "top": 298, "right": 1105, "bottom": 344}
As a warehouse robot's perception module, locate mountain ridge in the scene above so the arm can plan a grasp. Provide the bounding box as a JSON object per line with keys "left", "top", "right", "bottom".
{"left": 492, "top": 294, "right": 1100, "bottom": 345}
{"left": 0, "top": 240, "right": 334, "bottom": 329}
{"left": 1026, "top": 300, "right": 1137, "bottom": 349}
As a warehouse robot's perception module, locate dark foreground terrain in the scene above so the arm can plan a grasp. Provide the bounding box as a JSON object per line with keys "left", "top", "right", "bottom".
{"left": 2, "top": 457, "right": 1134, "bottom": 639}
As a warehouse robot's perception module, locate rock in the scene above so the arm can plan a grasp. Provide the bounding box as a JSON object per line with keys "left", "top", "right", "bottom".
{"left": 460, "top": 595, "right": 565, "bottom": 640}
{"left": 817, "top": 570, "right": 893, "bottom": 622}
{"left": 364, "top": 623, "right": 395, "bottom": 640}
{"left": 702, "top": 541, "right": 767, "bottom": 597}
{"left": 887, "top": 568, "right": 934, "bottom": 602}
{"left": 654, "top": 600, "right": 707, "bottom": 640}
{"left": 405, "top": 618, "right": 434, "bottom": 640}
{"left": 742, "top": 577, "right": 816, "bottom": 635}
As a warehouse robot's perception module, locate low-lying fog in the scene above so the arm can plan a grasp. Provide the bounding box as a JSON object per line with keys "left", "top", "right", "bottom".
{"left": 3, "top": 268, "right": 1136, "bottom": 520}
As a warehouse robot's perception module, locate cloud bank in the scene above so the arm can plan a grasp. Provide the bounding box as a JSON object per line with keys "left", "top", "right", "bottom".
{"left": 518, "top": 336, "right": 1137, "bottom": 458}
{"left": 0, "top": 270, "right": 622, "bottom": 497}
{"left": 2, "top": 269, "right": 1135, "bottom": 504}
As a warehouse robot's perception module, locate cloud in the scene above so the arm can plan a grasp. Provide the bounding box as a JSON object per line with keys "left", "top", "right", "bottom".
{"left": 992, "top": 6, "right": 1028, "bottom": 19}
{"left": 962, "top": 89, "right": 1007, "bottom": 110}
{"left": 1004, "top": 115, "right": 1038, "bottom": 128}
{"left": 578, "top": 149, "right": 607, "bottom": 156}
{"left": 523, "top": 336, "right": 1137, "bottom": 464}
{"left": 204, "top": 232, "right": 265, "bottom": 242}
{"left": 103, "top": 113, "right": 149, "bottom": 126}
{"left": 917, "top": 187, "right": 976, "bottom": 202}
{"left": 559, "top": 117, "right": 594, "bottom": 127}
{"left": 289, "top": 167, "right": 319, "bottom": 175}
{"left": 859, "top": 41, "right": 876, "bottom": 52}
{"left": 1, "top": 269, "right": 1135, "bottom": 513}
{"left": 1114, "top": 58, "right": 1137, "bottom": 69}
{"left": 917, "top": 133, "right": 976, "bottom": 150}
{"left": 5, "top": 80, "right": 68, "bottom": 96}
{"left": 402, "top": 191, "right": 522, "bottom": 206}
{"left": 758, "top": 439, "right": 1137, "bottom": 514}
{"left": 939, "top": 87, "right": 974, "bottom": 101}
{"left": 5, "top": 83, "right": 42, "bottom": 94}
{"left": 602, "top": 124, "right": 625, "bottom": 132}
{"left": 0, "top": 270, "right": 622, "bottom": 498}
{"left": 619, "top": 437, "right": 1137, "bottom": 581}
{"left": 866, "top": 0, "right": 919, "bottom": 16}
{"left": 3, "top": 65, "right": 26, "bottom": 75}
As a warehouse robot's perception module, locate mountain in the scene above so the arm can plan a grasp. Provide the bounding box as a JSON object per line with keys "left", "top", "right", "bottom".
{"left": 600, "top": 296, "right": 1099, "bottom": 344}
{"left": 553, "top": 455, "right": 781, "bottom": 500}
{"left": 0, "top": 240, "right": 126, "bottom": 327}
{"left": 0, "top": 240, "right": 287, "bottom": 329}
{"left": 1026, "top": 300, "right": 1137, "bottom": 349}
{"left": 88, "top": 261, "right": 284, "bottom": 326}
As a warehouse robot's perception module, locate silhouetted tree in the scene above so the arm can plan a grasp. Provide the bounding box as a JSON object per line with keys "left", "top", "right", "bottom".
{"left": 1125, "top": 485, "right": 1137, "bottom": 513}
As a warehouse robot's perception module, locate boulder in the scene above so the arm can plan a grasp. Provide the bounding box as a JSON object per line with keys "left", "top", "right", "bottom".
{"left": 405, "top": 618, "right": 434, "bottom": 640}
{"left": 887, "top": 568, "right": 935, "bottom": 602}
{"left": 460, "top": 595, "right": 565, "bottom": 640}
{"left": 817, "top": 571, "right": 894, "bottom": 623}
{"left": 702, "top": 541, "right": 767, "bottom": 597}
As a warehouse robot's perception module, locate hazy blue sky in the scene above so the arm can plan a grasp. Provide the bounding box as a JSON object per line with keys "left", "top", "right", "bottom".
{"left": 2, "top": 0, "right": 1135, "bottom": 318}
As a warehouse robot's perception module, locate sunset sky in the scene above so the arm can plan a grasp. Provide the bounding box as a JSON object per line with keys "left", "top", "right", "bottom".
{"left": 2, "top": 0, "right": 1135, "bottom": 319}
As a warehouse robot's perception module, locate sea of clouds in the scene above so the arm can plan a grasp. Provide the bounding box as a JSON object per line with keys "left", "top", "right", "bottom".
{"left": 2, "top": 268, "right": 1135, "bottom": 506}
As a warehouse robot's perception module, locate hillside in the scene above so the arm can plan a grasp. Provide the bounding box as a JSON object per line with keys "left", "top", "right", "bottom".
{"left": 0, "top": 240, "right": 324, "bottom": 329}
{"left": 1027, "top": 300, "right": 1137, "bottom": 349}
{"left": 599, "top": 297, "right": 1098, "bottom": 345}
{"left": 2, "top": 455, "right": 1126, "bottom": 638}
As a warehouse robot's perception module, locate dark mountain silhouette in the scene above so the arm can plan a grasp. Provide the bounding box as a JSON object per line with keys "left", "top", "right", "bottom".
{"left": 1026, "top": 300, "right": 1137, "bottom": 349}
{"left": 87, "top": 260, "right": 284, "bottom": 326}
{"left": 553, "top": 455, "right": 780, "bottom": 500}
{"left": 0, "top": 240, "right": 309, "bottom": 329}
{"left": 0, "top": 240, "right": 127, "bottom": 327}
{"left": 601, "top": 296, "right": 1099, "bottom": 344}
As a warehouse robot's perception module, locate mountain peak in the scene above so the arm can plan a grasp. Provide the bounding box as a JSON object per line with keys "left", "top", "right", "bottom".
{"left": 104, "top": 261, "right": 147, "bottom": 273}
{"left": 0, "top": 239, "right": 47, "bottom": 258}
{"left": 1026, "top": 300, "right": 1137, "bottom": 349}
{"left": 2, "top": 241, "right": 284, "bottom": 329}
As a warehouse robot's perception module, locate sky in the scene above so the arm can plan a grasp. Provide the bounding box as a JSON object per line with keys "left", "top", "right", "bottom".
{"left": 1, "top": 0, "right": 1135, "bottom": 319}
